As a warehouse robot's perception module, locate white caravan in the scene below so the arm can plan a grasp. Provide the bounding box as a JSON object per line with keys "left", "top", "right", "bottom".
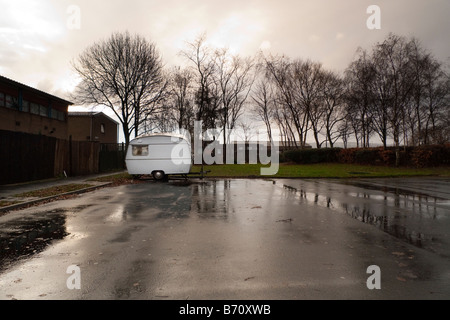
{"left": 125, "top": 133, "right": 192, "bottom": 180}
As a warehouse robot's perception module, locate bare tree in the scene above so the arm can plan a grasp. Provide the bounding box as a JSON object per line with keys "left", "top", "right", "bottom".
{"left": 406, "top": 38, "right": 430, "bottom": 146}
{"left": 420, "top": 54, "right": 450, "bottom": 144}
{"left": 180, "top": 33, "right": 219, "bottom": 131}
{"left": 264, "top": 55, "right": 309, "bottom": 148}
{"left": 403, "top": 37, "right": 450, "bottom": 146}
{"left": 161, "top": 66, "right": 196, "bottom": 134}
{"left": 213, "top": 48, "right": 255, "bottom": 145}
{"left": 344, "top": 48, "right": 375, "bottom": 148}
{"left": 338, "top": 114, "right": 352, "bottom": 149}
{"left": 291, "top": 59, "right": 326, "bottom": 148}
{"left": 371, "top": 34, "right": 415, "bottom": 157}
{"left": 72, "top": 31, "right": 166, "bottom": 146}
{"left": 272, "top": 98, "right": 300, "bottom": 149}
{"left": 251, "top": 79, "right": 275, "bottom": 144}
{"left": 321, "top": 70, "right": 346, "bottom": 148}
{"left": 148, "top": 101, "right": 176, "bottom": 133}
{"left": 236, "top": 119, "right": 257, "bottom": 143}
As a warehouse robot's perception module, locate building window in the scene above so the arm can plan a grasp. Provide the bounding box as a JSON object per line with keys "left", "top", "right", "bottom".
{"left": 30, "top": 103, "right": 39, "bottom": 115}
{"left": 5, "top": 95, "right": 18, "bottom": 109}
{"left": 51, "top": 109, "right": 58, "bottom": 120}
{"left": 0, "top": 92, "right": 4, "bottom": 107}
{"left": 5, "top": 95, "right": 12, "bottom": 108}
{"left": 22, "top": 100, "right": 29, "bottom": 112}
{"left": 132, "top": 145, "right": 149, "bottom": 157}
{"left": 101, "top": 123, "right": 105, "bottom": 134}
{"left": 57, "top": 110, "right": 65, "bottom": 121}
{"left": 39, "top": 105, "right": 48, "bottom": 117}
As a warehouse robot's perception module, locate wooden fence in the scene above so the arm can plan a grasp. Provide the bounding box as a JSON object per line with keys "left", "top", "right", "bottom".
{"left": 0, "top": 130, "right": 56, "bottom": 185}
{"left": 0, "top": 130, "right": 103, "bottom": 185}
{"left": 99, "top": 143, "right": 126, "bottom": 173}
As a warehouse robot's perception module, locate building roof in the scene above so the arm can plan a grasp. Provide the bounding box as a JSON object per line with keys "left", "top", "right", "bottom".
{"left": 0, "top": 75, "right": 73, "bottom": 106}
{"left": 68, "top": 111, "right": 120, "bottom": 125}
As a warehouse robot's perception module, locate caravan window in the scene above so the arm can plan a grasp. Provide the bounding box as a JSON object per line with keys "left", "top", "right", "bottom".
{"left": 132, "top": 145, "right": 149, "bottom": 156}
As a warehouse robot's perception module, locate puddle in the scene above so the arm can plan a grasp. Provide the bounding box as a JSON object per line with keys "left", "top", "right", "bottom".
{"left": 0, "top": 213, "right": 68, "bottom": 270}
{"left": 191, "top": 180, "right": 232, "bottom": 219}
{"left": 106, "top": 204, "right": 127, "bottom": 223}
{"left": 124, "top": 180, "right": 235, "bottom": 220}
{"left": 0, "top": 205, "right": 91, "bottom": 270}
{"left": 281, "top": 180, "right": 450, "bottom": 258}
{"left": 341, "top": 181, "right": 447, "bottom": 201}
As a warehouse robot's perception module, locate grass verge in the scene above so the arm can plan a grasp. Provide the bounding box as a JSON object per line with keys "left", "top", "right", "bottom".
{"left": 89, "top": 172, "right": 136, "bottom": 185}
{"left": 88, "top": 164, "right": 450, "bottom": 184}
{"left": 190, "top": 163, "right": 450, "bottom": 179}
{"left": 14, "top": 183, "right": 94, "bottom": 198}
{"left": 0, "top": 200, "right": 21, "bottom": 208}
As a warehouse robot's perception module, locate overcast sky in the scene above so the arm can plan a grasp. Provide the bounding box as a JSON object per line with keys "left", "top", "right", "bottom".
{"left": 1, "top": 0, "right": 450, "bottom": 107}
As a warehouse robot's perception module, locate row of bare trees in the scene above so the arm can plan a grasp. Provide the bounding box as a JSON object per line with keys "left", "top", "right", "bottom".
{"left": 154, "top": 34, "right": 256, "bottom": 146}
{"left": 342, "top": 34, "right": 450, "bottom": 150}
{"left": 253, "top": 34, "right": 450, "bottom": 151}
{"left": 253, "top": 56, "right": 346, "bottom": 149}
{"left": 73, "top": 32, "right": 450, "bottom": 150}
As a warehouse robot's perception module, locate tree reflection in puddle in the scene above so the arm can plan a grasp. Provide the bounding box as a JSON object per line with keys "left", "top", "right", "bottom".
{"left": 191, "top": 180, "right": 232, "bottom": 220}
{"left": 282, "top": 180, "right": 450, "bottom": 258}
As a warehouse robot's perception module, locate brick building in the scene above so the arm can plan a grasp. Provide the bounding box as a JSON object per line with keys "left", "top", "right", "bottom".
{"left": 68, "top": 111, "right": 119, "bottom": 144}
{"left": 0, "top": 75, "right": 72, "bottom": 140}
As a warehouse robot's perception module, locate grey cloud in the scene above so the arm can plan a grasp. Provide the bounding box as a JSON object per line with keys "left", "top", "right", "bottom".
{"left": 0, "top": 0, "right": 449, "bottom": 95}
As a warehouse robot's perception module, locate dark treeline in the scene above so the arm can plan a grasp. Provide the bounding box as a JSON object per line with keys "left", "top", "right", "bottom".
{"left": 73, "top": 32, "right": 450, "bottom": 151}
{"left": 254, "top": 33, "right": 450, "bottom": 152}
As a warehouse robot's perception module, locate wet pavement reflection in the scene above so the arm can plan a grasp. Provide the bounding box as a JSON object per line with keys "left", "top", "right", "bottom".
{"left": 1, "top": 178, "right": 449, "bottom": 268}
{"left": 1, "top": 178, "right": 449, "bottom": 299}
{"left": 0, "top": 212, "right": 67, "bottom": 271}
{"left": 192, "top": 180, "right": 232, "bottom": 219}
{"left": 0, "top": 205, "right": 91, "bottom": 271}
{"left": 280, "top": 178, "right": 450, "bottom": 258}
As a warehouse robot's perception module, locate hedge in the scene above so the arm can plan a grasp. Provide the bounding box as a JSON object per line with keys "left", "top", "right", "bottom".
{"left": 282, "top": 148, "right": 342, "bottom": 164}
{"left": 280, "top": 144, "right": 450, "bottom": 167}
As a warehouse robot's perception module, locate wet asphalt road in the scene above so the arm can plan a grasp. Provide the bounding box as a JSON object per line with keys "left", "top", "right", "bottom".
{"left": 0, "top": 178, "right": 449, "bottom": 300}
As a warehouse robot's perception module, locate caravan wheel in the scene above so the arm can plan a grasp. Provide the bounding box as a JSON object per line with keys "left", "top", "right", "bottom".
{"left": 152, "top": 171, "right": 166, "bottom": 181}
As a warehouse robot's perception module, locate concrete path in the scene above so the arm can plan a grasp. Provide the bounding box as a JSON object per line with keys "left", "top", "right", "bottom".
{"left": 0, "top": 171, "right": 125, "bottom": 213}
